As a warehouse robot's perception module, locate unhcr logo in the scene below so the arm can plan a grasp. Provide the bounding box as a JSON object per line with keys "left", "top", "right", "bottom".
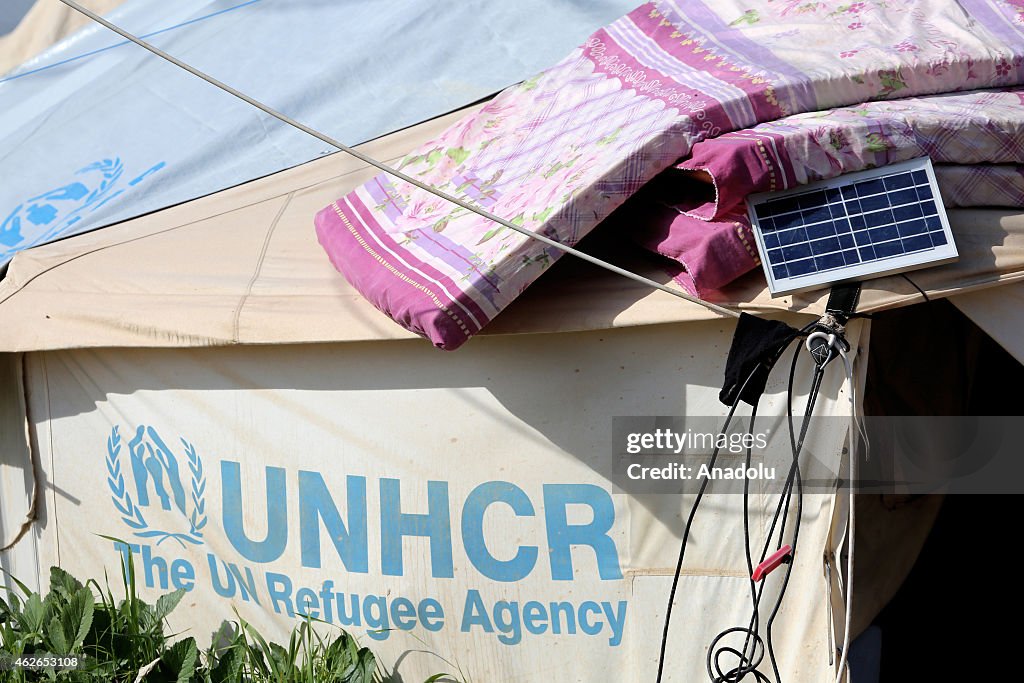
{"left": 1, "top": 157, "right": 165, "bottom": 252}
{"left": 105, "top": 425, "right": 208, "bottom": 547}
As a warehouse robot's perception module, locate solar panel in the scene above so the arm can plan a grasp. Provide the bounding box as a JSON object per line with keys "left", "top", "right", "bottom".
{"left": 746, "top": 157, "right": 958, "bottom": 296}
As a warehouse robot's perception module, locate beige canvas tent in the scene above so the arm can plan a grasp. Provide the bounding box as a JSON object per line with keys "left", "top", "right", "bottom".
{"left": 2, "top": 3, "right": 1023, "bottom": 682}
{"left": 0, "top": 100, "right": 869, "bottom": 682}
{"left": 2, "top": 95, "right": 1022, "bottom": 679}
{"left": 0, "top": 0, "right": 123, "bottom": 76}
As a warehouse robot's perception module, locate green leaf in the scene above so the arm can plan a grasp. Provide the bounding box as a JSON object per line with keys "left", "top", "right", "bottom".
{"left": 445, "top": 147, "right": 471, "bottom": 166}
{"left": 159, "top": 637, "right": 199, "bottom": 683}
{"left": 397, "top": 153, "right": 423, "bottom": 170}
{"left": 596, "top": 128, "right": 621, "bottom": 146}
{"left": 357, "top": 648, "right": 376, "bottom": 683}
{"left": 543, "top": 161, "right": 565, "bottom": 179}
{"left": 424, "top": 149, "right": 444, "bottom": 167}
{"left": 48, "top": 567, "right": 84, "bottom": 604}
{"left": 531, "top": 206, "right": 555, "bottom": 224}
{"left": 424, "top": 674, "right": 452, "bottom": 683}
{"left": 729, "top": 9, "right": 759, "bottom": 26}
{"left": 520, "top": 74, "right": 541, "bottom": 91}
{"left": 864, "top": 133, "right": 891, "bottom": 153}
{"left": 68, "top": 587, "right": 93, "bottom": 651}
{"left": 20, "top": 593, "right": 45, "bottom": 634}
{"left": 2, "top": 568, "right": 33, "bottom": 597}
{"left": 46, "top": 615, "right": 69, "bottom": 653}
{"left": 476, "top": 228, "right": 502, "bottom": 245}
{"left": 209, "top": 646, "right": 244, "bottom": 683}
{"left": 154, "top": 589, "right": 185, "bottom": 622}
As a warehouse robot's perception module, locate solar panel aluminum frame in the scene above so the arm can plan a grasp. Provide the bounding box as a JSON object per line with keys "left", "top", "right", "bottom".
{"left": 746, "top": 157, "right": 958, "bottom": 297}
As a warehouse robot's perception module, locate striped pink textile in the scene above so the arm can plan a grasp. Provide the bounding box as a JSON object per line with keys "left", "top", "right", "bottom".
{"left": 317, "top": 0, "right": 1024, "bottom": 349}
{"left": 637, "top": 87, "right": 1024, "bottom": 296}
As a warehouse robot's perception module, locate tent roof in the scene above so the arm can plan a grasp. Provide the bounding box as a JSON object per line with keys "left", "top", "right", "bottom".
{"left": 1, "top": 101, "right": 1023, "bottom": 352}
{"left": 0, "top": 0, "right": 123, "bottom": 76}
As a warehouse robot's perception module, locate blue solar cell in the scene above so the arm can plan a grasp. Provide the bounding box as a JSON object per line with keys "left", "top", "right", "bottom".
{"left": 869, "top": 225, "right": 900, "bottom": 242}
{"left": 771, "top": 197, "right": 802, "bottom": 215}
{"left": 774, "top": 211, "right": 805, "bottom": 230}
{"left": 889, "top": 188, "right": 919, "bottom": 206}
{"left": 858, "top": 193, "right": 890, "bottom": 212}
{"left": 899, "top": 218, "right": 928, "bottom": 237}
{"left": 815, "top": 253, "right": 846, "bottom": 270}
{"left": 787, "top": 258, "right": 817, "bottom": 276}
{"left": 855, "top": 179, "right": 886, "bottom": 196}
{"left": 782, "top": 243, "right": 812, "bottom": 260}
{"left": 873, "top": 240, "right": 904, "bottom": 258}
{"left": 865, "top": 209, "right": 895, "bottom": 228}
{"left": 799, "top": 191, "right": 828, "bottom": 209}
{"left": 806, "top": 222, "right": 837, "bottom": 240}
{"left": 802, "top": 206, "right": 833, "bottom": 224}
{"left": 777, "top": 227, "right": 808, "bottom": 246}
{"left": 902, "top": 234, "right": 933, "bottom": 252}
{"left": 811, "top": 236, "right": 840, "bottom": 255}
{"left": 883, "top": 173, "right": 915, "bottom": 191}
{"left": 750, "top": 159, "right": 953, "bottom": 293}
{"left": 892, "top": 203, "right": 924, "bottom": 222}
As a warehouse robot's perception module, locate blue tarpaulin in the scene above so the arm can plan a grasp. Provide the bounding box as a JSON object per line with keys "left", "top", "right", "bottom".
{"left": 0, "top": 0, "right": 634, "bottom": 268}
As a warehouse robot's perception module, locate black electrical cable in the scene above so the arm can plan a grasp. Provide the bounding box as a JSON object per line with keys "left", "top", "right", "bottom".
{"left": 654, "top": 362, "right": 763, "bottom": 683}
{"left": 706, "top": 341, "right": 823, "bottom": 683}
{"left": 656, "top": 320, "right": 837, "bottom": 683}
{"left": 900, "top": 273, "right": 931, "bottom": 302}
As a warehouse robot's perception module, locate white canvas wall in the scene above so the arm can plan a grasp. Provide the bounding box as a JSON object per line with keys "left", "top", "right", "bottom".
{"left": 5, "top": 316, "right": 865, "bottom": 681}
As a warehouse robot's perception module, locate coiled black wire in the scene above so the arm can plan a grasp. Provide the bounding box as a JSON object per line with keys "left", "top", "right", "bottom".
{"left": 656, "top": 321, "right": 835, "bottom": 683}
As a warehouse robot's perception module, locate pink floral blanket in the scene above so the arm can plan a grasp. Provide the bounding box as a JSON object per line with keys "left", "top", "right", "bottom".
{"left": 316, "top": 0, "right": 1024, "bottom": 349}
{"left": 633, "top": 87, "right": 1024, "bottom": 295}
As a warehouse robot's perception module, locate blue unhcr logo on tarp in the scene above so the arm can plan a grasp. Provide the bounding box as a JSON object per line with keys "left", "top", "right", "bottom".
{"left": 0, "top": 158, "right": 165, "bottom": 262}
{"left": 106, "top": 425, "right": 208, "bottom": 548}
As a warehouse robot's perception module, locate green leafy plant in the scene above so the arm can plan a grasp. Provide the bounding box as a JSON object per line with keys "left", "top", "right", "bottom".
{"left": 0, "top": 555, "right": 460, "bottom": 683}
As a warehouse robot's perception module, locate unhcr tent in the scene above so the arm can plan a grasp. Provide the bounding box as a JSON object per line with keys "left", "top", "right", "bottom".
{"left": 0, "top": 101, "right": 868, "bottom": 681}
{"left": 2, "top": 2, "right": 1023, "bottom": 682}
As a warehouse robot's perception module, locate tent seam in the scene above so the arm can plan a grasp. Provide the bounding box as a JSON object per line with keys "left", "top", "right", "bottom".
{"left": 232, "top": 192, "right": 292, "bottom": 343}
{"left": 0, "top": 353, "right": 38, "bottom": 552}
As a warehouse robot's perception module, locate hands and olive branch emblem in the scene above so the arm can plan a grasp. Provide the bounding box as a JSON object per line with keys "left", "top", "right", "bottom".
{"left": 105, "top": 425, "right": 207, "bottom": 547}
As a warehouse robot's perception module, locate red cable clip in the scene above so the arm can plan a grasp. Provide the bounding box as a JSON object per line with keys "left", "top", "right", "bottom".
{"left": 752, "top": 544, "right": 793, "bottom": 582}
